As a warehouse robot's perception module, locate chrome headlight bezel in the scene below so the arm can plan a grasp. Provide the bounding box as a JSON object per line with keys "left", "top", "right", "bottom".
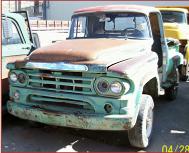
{"left": 9, "top": 70, "right": 28, "bottom": 86}
{"left": 17, "top": 73, "right": 27, "bottom": 84}
{"left": 9, "top": 72, "right": 18, "bottom": 82}
{"left": 94, "top": 77, "right": 130, "bottom": 97}
{"left": 96, "top": 79, "right": 110, "bottom": 94}
{"left": 110, "top": 81, "right": 123, "bottom": 94}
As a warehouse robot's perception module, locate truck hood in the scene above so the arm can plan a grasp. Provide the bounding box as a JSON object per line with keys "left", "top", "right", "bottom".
{"left": 29, "top": 39, "right": 152, "bottom": 66}
{"left": 163, "top": 23, "right": 189, "bottom": 39}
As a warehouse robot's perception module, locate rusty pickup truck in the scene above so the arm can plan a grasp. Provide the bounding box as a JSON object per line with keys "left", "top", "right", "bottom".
{"left": 7, "top": 5, "right": 183, "bottom": 148}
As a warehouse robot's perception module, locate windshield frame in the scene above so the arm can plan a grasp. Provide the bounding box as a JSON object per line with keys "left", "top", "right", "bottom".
{"left": 68, "top": 12, "right": 152, "bottom": 40}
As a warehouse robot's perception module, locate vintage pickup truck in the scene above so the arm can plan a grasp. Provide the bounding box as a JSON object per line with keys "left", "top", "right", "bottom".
{"left": 7, "top": 5, "right": 183, "bottom": 148}
{"left": 158, "top": 7, "right": 189, "bottom": 81}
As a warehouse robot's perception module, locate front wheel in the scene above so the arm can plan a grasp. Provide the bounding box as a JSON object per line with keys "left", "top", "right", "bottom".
{"left": 128, "top": 94, "right": 154, "bottom": 148}
{"left": 165, "top": 86, "right": 178, "bottom": 101}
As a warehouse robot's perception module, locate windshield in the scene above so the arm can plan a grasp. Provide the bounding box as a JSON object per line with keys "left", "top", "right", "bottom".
{"left": 161, "top": 11, "right": 186, "bottom": 23}
{"left": 69, "top": 12, "right": 150, "bottom": 39}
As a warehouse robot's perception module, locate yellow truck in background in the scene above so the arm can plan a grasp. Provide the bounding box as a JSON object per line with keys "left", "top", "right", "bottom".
{"left": 158, "top": 6, "right": 189, "bottom": 81}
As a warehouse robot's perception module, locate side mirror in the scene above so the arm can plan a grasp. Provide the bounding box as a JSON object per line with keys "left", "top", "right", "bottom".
{"left": 32, "top": 32, "right": 40, "bottom": 48}
{"left": 3, "top": 19, "right": 13, "bottom": 40}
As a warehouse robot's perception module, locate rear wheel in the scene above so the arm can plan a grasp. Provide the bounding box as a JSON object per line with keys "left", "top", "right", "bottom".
{"left": 180, "top": 64, "right": 189, "bottom": 81}
{"left": 165, "top": 68, "right": 179, "bottom": 101}
{"left": 128, "top": 94, "right": 154, "bottom": 148}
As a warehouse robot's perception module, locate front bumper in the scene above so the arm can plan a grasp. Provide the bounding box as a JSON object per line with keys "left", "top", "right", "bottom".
{"left": 7, "top": 101, "right": 132, "bottom": 131}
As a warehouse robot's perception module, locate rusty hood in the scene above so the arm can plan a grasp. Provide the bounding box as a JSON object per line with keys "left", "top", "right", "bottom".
{"left": 29, "top": 39, "right": 152, "bottom": 66}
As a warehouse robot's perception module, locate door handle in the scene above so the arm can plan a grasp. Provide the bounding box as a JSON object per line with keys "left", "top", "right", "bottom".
{"left": 22, "top": 47, "right": 30, "bottom": 50}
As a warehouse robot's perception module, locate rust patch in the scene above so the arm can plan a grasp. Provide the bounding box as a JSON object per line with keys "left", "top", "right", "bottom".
{"left": 28, "top": 39, "right": 146, "bottom": 65}
{"left": 40, "top": 73, "right": 51, "bottom": 78}
{"left": 123, "top": 122, "right": 132, "bottom": 130}
{"left": 108, "top": 52, "right": 157, "bottom": 75}
{"left": 74, "top": 5, "right": 157, "bottom": 14}
{"left": 42, "top": 109, "right": 63, "bottom": 116}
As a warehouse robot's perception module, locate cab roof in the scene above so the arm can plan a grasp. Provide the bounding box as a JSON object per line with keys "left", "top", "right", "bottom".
{"left": 158, "top": 8, "right": 188, "bottom": 13}
{"left": 2, "top": 12, "right": 24, "bottom": 20}
{"left": 74, "top": 5, "right": 160, "bottom": 15}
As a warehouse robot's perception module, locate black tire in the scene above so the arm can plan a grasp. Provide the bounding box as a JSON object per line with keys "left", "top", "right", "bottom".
{"left": 180, "top": 65, "right": 188, "bottom": 81}
{"left": 181, "top": 75, "right": 188, "bottom": 81}
{"left": 128, "top": 94, "right": 154, "bottom": 148}
{"left": 165, "top": 86, "right": 178, "bottom": 101}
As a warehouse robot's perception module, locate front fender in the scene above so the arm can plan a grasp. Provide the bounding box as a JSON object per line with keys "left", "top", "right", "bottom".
{"left": 111, "top": 52, "right": 159, "bottom": 128}
{"left": 108, "top": 52, "right": 158, "bottom": 76}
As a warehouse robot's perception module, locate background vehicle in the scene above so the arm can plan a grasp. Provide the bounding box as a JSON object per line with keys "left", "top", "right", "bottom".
{"left": 2, "top": 11, "right": 40, "bottom": 109}
{"left": 7, "top": 5, "right": 183, "bottom": 148}
{"left": 158, "top": 7, "right": 189, "bottom": 81}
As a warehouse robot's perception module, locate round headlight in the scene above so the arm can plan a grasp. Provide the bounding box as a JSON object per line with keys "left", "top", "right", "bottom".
{"left": 110, "top": 82, "right": 123, "bottom": 94}
{"left": 97, "top": 80, "right": 109, "bottom": 93}
{"left": 18, "top": 73, "right": 26, "bottom": 83}
{"left": 10, "top": 72, "right": 17, "bottom": 82}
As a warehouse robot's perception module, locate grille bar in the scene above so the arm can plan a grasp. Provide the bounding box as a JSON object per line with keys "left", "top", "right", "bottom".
{"left": 27, "top": 86, "right": 94, "bottom": 94}
{"left": 29, "top": 79, "right": 92, "bottom": 88}
{"left": 27, "top": 73, "right": 93, "bottom": 81}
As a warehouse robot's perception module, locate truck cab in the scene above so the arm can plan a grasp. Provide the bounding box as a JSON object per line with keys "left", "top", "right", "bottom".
{"left": 6, "top": 5, "right": 183, "bottom": 148}
{"left": 158, "top": 7, "right": 189, "bottom": 81}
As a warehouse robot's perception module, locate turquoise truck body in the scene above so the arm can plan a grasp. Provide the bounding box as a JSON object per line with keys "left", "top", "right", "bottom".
{"left": 6, "top": 5, "right": 183, "bottom": 148}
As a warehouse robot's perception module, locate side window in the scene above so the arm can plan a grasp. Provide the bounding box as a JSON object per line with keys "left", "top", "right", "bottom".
{"left": 71, "top": 16, "right": 87, "bottom": 38}
{"left": 2, "top": 20, "right": 7, "bottom": 45}
{"left": 3, "top": 19, "right": 22, "bottom": 45}
{"left": 9, "top": 20, "right": 22, "bottom": 44}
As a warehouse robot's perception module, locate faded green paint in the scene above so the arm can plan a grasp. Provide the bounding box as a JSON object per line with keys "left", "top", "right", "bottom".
{"left": 166, "top": 44, "right": 182, "bottom": 74}
{"left": 7, "top": 101, "right": 132, "bottom": 130}
{"left": 9, "top": 72, "right": 129, "bottom": 114}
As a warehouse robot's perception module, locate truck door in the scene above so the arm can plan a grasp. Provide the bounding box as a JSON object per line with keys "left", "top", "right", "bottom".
{"left": 149, "top": 12, "right": 165, "bottom": 83}
{"left": 2, "top": 17, "right": 31, "bottom": 94}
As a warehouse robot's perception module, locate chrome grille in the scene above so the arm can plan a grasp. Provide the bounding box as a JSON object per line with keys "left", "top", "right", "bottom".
{"left": 26, "top": 70, "right": 96, "bottom": 95}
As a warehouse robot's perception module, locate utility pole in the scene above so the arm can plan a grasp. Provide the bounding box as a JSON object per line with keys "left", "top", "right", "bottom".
{"left": 18, "top": 0, "right": 21, "bottom": 11}
{"left": 15, "top": 0, "right": 17, "bottom": 11}
{"left": 42, "top": 0, "right": 47, "bottom": 20}
{"left": 34, "top": 0, "right": 39, "bottom": 16}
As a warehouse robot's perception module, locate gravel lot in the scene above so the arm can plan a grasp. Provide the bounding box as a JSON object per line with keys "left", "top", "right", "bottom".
{"left": 2, "top": 82, "right": 189, "bottom": 152}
